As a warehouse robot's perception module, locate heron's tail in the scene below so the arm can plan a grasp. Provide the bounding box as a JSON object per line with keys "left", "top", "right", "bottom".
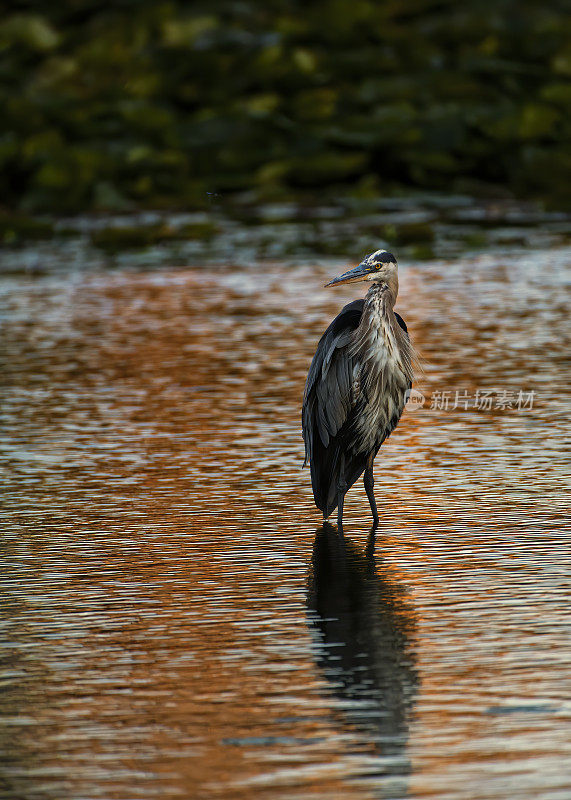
{"left": 310, "top": 441, "right": 367, "bottom": 519}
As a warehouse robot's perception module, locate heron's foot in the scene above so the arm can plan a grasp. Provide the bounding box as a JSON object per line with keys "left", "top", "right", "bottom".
{"left": 366, "top": 526, "right": 377, "bottom": 559}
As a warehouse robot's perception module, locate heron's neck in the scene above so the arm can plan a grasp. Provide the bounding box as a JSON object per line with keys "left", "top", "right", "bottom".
{"left": 358, "top": 283, "right": 399, "bottom": 355}
{"left": 365, "top": 281, "right": 397, "bottom": 316}
{"left": 356, "top": 279, "right": 413, "bottom": 383}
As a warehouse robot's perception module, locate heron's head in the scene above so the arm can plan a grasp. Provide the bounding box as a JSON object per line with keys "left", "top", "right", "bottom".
{"left": 325, "top": 250, "right": 398, "bottom": 297}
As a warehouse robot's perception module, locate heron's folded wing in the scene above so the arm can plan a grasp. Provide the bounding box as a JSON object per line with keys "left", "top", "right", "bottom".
{"left": 302, "top": 300, "right": 364, "bottom": 462}
{"left": 314, "top": 331, "right": 356, "bottom": 447}
{"left": 303, "top": 300, "right": 363, "bottom": 400}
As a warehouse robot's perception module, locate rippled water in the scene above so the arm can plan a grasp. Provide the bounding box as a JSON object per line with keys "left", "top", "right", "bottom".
{"left": 1, "top": 246, "right": 570, "bottom": 800}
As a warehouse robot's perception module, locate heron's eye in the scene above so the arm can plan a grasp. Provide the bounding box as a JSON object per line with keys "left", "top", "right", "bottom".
{"left": 375, "top": 263, "right": 382, "bottom": 269}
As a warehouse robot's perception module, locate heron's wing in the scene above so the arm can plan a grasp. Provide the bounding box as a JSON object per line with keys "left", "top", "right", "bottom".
{"left": 302, "top": 299, "right": 363, "bottom": 462}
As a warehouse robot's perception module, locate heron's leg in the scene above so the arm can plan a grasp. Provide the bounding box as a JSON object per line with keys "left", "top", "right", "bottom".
{"left": 364, "top": 454, "right": 379, "bottom": 528}
{"left": 336, "top": 492, "right": 345, "bottom": 534}
{"left": 336, "top": 454, "right": 347, "bottom": 535}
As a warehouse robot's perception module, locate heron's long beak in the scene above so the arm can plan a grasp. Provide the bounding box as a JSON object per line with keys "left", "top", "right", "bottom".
{"left": 325, "top": 261, "right": 372, "bottom": 287}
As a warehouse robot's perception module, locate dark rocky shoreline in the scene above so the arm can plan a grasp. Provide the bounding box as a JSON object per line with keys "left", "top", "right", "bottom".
{"left": 1, "top": 1, "right": 570, "bottom": 218}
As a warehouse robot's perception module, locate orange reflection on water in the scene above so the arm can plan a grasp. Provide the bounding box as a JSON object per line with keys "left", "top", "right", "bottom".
{"left": 1, "top": 249, "right": 570, "bottom": 799}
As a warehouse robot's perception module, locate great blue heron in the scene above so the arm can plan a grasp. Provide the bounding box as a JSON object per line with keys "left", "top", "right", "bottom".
{"left": 302, "top": 250, "right": 414, "bottom": 532}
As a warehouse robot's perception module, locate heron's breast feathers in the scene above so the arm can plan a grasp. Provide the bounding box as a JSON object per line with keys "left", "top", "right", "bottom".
{"left": 347, "top": 296, "right": 412, "bottom": 454}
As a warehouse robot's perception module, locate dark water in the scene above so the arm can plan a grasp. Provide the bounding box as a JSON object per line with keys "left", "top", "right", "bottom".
{"left": 1, "top": 247, "right": 570, "bottom": 799}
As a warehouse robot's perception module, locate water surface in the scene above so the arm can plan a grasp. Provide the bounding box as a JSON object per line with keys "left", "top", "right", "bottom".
{"left": 1, "top": 247, "right": 570, "bottom": 799}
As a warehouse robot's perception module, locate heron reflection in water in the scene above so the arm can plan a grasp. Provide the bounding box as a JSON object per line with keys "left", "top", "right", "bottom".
{"left": 302, "top": 250, "right": 414, "bottom": 532}
{"left": 307, "top": 525, "right": 417, "bottom": 797}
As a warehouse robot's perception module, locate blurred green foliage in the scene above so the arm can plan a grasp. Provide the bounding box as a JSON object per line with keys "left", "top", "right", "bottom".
{"left": 1, "top": 0, "right": 570, "bottom": 213}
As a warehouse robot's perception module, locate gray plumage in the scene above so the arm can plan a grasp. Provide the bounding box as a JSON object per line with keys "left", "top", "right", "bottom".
{"left": 302, "top": 250, "right": 413, "bottom": 529}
